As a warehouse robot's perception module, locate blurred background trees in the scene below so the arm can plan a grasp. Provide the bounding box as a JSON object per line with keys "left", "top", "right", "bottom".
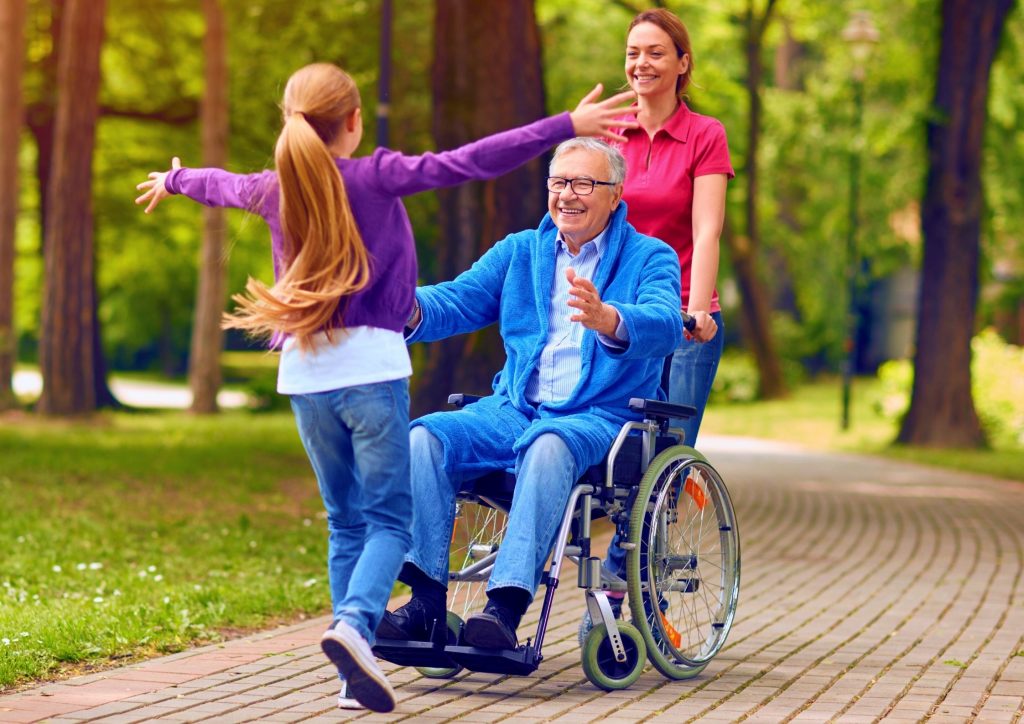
{"left": 2, "top": 0, "right": 1022, "bottom": 448}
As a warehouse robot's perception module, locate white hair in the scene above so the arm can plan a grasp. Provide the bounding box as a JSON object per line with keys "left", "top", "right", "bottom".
{"left": 549, "top": 137, "right": 626, "bottom": 185}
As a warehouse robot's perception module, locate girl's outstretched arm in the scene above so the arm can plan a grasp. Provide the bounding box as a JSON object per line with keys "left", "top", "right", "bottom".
{"left": 135, "top": 156, "right": 181, "bottom": 213}
{"left": 373, "top": 84, "right": 638, "bottom": 198}
{"left": 136, "top": 159, "right": 271, "bottom": 213}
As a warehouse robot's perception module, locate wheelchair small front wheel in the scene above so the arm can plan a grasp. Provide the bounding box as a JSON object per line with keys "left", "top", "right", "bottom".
{"left": 627, "top": 446, "right": 740, "bottom": 680}
{"left": 581, "top": 622, "right": 646, "bottom": 691}
{"left": 415, "top": 611, "right": 465, "bottom": 679}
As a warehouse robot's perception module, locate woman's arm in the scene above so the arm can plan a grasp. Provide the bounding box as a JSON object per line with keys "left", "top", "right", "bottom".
{"left": 374, "top": 85, "right": 638, "bottom": 197}
{"left": 687, "top": 173, "right": 728, "bottom": 342}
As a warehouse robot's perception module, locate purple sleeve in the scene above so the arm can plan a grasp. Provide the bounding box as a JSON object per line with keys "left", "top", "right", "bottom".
{"left": 165, "top": 168, "right": 275, "bottom": 213}
{"left": 369, "top": 112, "right": 575, "bottom": 197}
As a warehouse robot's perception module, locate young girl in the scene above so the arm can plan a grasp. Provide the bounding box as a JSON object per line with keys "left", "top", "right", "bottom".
{"left": 135, "top": 62, "right": 634, "bottom": 713}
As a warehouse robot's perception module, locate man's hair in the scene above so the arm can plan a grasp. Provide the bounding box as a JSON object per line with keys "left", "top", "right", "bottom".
{"left": 549, "top": 138, "right": 626, "bottom": 186}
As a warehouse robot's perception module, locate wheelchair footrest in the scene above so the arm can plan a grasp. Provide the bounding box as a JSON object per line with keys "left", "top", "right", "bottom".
{"left": 372, "top": 639, "right": 460, "bottom": 670}
{"left": 445, "top": 643, "right": 541, "bottom": 676}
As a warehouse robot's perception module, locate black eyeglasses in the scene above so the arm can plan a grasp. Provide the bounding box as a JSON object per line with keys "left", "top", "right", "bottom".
{"left": 546, "top": 176, "right": 617, "bottom": 196}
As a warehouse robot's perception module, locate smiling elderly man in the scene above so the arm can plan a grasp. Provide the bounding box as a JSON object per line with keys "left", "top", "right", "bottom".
{"left": 378, "top": 138, "right": 682, "bottom": 650}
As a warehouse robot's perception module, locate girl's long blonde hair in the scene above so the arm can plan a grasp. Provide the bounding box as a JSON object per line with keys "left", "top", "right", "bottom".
{"left": 223, "top": 63, "right": 370, "bottom": 351}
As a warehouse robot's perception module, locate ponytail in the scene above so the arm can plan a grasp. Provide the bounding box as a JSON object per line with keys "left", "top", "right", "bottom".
{"left": 223, "top": 64, "right": 369, "bottom": 351}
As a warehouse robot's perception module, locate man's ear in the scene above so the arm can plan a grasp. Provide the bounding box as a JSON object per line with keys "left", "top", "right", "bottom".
{"left": 611, "top": 184, "right": 624, "bottom": 209}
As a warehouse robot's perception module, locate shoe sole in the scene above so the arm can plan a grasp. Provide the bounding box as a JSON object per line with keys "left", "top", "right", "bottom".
{"left": 462, "top": 614, "right": 517, "bottom": 650}
{"left": 321, "top": 633, "right": 396, "bottom": 713}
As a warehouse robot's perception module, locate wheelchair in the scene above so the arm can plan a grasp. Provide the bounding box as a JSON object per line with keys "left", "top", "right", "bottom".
{"left": 372, "top": 395, "right": 741, "bottom": 691}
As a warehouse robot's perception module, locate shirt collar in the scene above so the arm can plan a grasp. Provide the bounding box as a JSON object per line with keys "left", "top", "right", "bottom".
{"left": 556, "top": 221, "right": 611, "bottom": 258}
{"left": 620, "top": 101, "right": 692, "bottom": 143}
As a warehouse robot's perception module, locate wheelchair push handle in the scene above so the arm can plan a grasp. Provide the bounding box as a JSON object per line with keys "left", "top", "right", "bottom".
{"left": 681, "top": 311, "right": 696, "bottom": 332}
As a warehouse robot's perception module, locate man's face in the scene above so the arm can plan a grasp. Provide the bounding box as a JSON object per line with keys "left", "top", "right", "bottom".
{"left": 548, "top": 149, "right": 623, "bottom": 248}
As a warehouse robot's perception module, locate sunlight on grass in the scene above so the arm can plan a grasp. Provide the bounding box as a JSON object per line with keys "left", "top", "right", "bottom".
{"left": 702, "top": 376, "right": 1024, "bottom": 482}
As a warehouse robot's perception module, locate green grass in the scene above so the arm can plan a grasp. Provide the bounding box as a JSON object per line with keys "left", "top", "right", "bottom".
{"left": 702, "top": 376, "right": 1024, "bottom": 483}
{"left": 0, "top": 410, "right": 331, "bottom": 690}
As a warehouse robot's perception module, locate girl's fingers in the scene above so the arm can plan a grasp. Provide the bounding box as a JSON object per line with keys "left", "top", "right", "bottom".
{"left": 171, "top": 156, "right": 181, "bottom": 169}
{"left": 603, "top": 89, "right": 638, "bottom": 107}
{"left": 577, "top": 83, "right": 603, "bottom": 108}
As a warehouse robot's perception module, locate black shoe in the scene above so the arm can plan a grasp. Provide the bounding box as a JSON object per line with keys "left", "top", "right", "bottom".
{"left": 463, "top": 602, "right": 520, "bottom": 650}
{"left": 376, "top": 597, "right": 443, "bottom": 642}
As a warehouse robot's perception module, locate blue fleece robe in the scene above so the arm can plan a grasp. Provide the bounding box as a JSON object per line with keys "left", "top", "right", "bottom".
{"left": 408, "top": 202, "right": 682, "bottom": 475}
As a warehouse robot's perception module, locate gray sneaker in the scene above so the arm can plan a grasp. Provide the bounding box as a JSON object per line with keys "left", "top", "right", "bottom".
{"left": 321, "top": 620, "right": 396, "bottom": 713}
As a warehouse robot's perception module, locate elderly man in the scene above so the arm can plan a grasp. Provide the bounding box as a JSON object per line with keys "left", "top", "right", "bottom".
{"left": 378, "top": 138, "right": 682, "bottom": 650}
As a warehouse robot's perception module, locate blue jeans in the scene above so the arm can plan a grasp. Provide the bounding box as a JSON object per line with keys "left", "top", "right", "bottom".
{"left": 604, "top": 312, "right": 724, "bottom": 578}
{"left": 406, "top": 427, "right": 577, "bottom": 598}
{"left": 290, "top": 378, "right": 413, "bottom": 645}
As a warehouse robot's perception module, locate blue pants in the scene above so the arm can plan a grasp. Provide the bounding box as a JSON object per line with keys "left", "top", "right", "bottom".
{"left": 289, "top": 379, "right": 413, "bottom": 645}
{"left": 604, "top": 312, "right": 724, "bottom": 577}
{"left": 406, "top": 425, "right": 578, "bottom": 598}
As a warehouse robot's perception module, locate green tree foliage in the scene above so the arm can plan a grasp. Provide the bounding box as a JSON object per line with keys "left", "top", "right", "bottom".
{"left": 8, "top": 0, "right": 1023, "bottom": 388}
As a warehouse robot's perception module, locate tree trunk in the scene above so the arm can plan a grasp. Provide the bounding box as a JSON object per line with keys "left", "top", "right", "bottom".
{"left": 897, "top": 0, "right": 1014, "bottom": 448}
{"left": 37, "top": 0, "right": 106, "bottom": 415}
{"left": 188, "top": 0, "right": 229, "bottom": 414}
{"left": 722, "top": 0, "right": 787, "bottom": 399}
{"left": 413, "top": 0, "right": 547, "bottom": 416}
{"left": 0, "top": 0, "right": 28, "bottom": 409}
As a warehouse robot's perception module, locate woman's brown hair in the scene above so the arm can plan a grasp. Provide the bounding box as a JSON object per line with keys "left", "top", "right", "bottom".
{"left": 223, "top": 63, "right": 370, "bottom": 351}
{"left": 629, "top": 8, "right": 694, "bottom": 98}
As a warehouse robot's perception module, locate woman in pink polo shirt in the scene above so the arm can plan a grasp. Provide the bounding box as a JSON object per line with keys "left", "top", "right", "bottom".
{"left": 588, "top": 8, "right": 735, "bottom": 630}
{"left": 617, "top": 7, "right": 734, "bottom": 445}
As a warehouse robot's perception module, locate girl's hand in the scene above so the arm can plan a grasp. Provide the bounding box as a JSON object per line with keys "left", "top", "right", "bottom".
{"left": 569, "top": 84, "right": 639, "bottom": 144}
{"left": 135, "top": 157, "right": 181, "bottom": 214}
{"left": 685, "top": 309, "right": 718, "bottom": 343}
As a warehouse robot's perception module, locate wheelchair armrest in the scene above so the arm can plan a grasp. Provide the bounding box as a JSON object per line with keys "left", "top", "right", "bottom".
{"left": 628, "top": 397, "right": 697, "bottom": 421}
{"left": 448, "top": 393, "right": 483, "bottom": 408}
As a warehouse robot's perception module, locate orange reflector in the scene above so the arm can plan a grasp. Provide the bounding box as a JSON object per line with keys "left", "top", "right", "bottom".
{"left": 684, "top": 476, "right": 706, "bottom": 509}
{"left": 660, "top": 612, "right": 682, "bottom": 648}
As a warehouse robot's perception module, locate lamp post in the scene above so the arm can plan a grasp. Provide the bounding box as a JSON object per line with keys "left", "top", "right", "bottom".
{"left": 840, "top": 11, "right": 879, "bottom": 430}
{"left": 376, "top": 0, "right": 393, "bottom": 148}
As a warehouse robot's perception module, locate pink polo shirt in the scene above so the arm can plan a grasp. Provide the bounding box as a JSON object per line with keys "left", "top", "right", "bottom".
{"left": 614, "top": 103, "right": 734, "bottom": 312}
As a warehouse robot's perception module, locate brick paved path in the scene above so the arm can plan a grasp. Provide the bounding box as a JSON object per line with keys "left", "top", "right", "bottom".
{"left": 2, "top": 438, "right": 1022, "bottom": 722}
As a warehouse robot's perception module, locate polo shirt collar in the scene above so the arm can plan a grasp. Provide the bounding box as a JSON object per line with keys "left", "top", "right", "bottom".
{"left": 621, "top": 101, "right": 693, "bottom": 143}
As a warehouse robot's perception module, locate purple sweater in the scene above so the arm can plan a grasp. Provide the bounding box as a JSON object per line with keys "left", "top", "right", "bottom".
{"left": 165, "top": 113, "right": 574, "bottom": 334}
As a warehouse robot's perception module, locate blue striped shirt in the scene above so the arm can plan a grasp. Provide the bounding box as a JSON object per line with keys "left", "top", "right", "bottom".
{"left": 525, "top": 228, "right": 629, "bottom": 403}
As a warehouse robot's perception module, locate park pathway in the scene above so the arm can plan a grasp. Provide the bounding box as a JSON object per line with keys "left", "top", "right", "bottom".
{"left": 1, "top": 437, "right": 1022, "bottom": 723}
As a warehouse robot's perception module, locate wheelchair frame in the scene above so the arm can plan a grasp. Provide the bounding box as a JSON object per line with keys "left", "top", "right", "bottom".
{"left": 372, "top": 396, "right": 740, "bottom": 690}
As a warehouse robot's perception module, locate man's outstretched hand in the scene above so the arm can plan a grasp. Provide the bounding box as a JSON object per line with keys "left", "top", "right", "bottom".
{"left": 566, "top": 267, "right": 620, "bottom": 338}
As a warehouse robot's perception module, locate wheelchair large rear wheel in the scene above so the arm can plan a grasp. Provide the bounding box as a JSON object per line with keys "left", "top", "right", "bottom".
{"left": 448, "top": 501, "right": 508, "bottom": 622}
{"left": 626, "top": 446, "right": 740, "bottom": 679}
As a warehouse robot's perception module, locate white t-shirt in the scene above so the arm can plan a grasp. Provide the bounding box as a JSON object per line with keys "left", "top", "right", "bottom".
{"left": 276, "top": 327, "right": 412, "bottom": 395}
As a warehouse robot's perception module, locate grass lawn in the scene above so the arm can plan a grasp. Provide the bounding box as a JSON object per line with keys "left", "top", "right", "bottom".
{"left": 0, "top": 410, "right": 331, "bottom": 690}
{"left": 702, "top": 375, "right": 1024, "bottom": 483}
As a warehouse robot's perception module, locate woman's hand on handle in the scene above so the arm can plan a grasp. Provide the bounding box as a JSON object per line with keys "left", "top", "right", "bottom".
{"left": 569, "top": 84, "right": 639, "bottom": 143}
{"left": 135, "top": 157, "right": 181, "bottom": 214}
{"left": 685, "top": 310, "right": 718, "bottom": 343}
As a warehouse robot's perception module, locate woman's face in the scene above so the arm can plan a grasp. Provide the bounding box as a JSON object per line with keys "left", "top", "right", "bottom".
{"left": 625, "top": 22, "right": 688, "bottom": 100}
